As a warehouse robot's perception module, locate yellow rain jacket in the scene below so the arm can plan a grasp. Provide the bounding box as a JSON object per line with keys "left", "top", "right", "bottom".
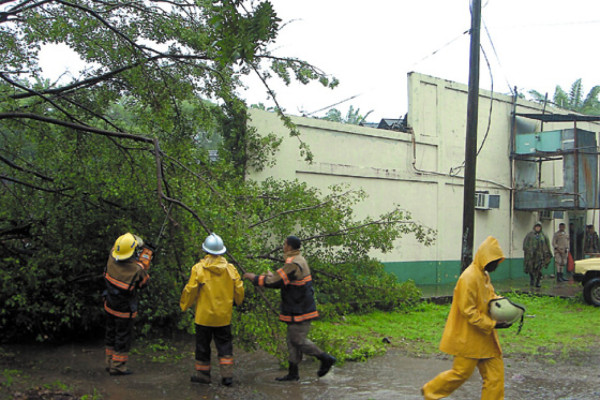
{"left": 180, "top": 255, "right": 244, "bottom": 327}
{"left": 439, "top": 236, "right": 505, "bottom": 359}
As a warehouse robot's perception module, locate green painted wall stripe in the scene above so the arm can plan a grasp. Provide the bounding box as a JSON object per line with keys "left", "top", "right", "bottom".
{"left": 383, "top": 258, "right": 533, "bottom": 285}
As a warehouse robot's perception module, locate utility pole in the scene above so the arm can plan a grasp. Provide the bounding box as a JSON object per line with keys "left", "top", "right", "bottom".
{"left": 461, "top": 0, "right": 482, "bottom": 272}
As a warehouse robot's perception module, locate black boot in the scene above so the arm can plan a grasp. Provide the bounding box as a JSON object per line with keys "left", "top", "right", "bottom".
{"left": 559, "top": 272, "right": 569, "bottom": 282}
{"left": 275, "top": 363, "right": 299, "bottom": 381}
{"left": 316, "top": 353, "right": 337, "bottom": 377}
{"left": 190, "top": 371, "right": 211, "bottom": 384}
{"left": 535, "top": 276, "right": 541, "bottom": 288}
{"left": 529, "top": 273, "right": 535, "bottom": 286}
{"left": 221, "top": 377, "right": 233, "bottom": 386}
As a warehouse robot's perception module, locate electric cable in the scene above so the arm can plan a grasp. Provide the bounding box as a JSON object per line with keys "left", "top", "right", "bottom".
{"left": 449, "top": 42, "right": 495, "bottom": 176}
{"left": 482, "top": 18, "right": 514, "bottom": 95}
{"left": 409, "top": 29, "right": 470, "bottom": 70}
{"left": 303, "top": 92, "right": 363, "bottom": 117}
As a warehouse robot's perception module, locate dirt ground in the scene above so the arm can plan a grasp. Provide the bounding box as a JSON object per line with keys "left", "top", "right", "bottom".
{"left": 2, "top": 335, "right": 599, "bottom": 400}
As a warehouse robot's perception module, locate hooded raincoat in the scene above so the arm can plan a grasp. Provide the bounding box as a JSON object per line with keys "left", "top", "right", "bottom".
{"left": 180, "top": 255, "right": 244, "bottom": 327}
{"left": 439, "top": 236, "right": 505, "bottom": 359}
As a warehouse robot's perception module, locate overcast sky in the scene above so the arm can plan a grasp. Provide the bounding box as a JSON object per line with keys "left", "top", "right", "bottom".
{"left": 240, "top": 0, "right": 600, "bottom": 122}
{"left": 38, "top": 0, "right": 600, "bottom": 123}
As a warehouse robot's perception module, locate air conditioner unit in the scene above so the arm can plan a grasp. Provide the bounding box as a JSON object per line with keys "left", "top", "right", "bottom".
{"left": 475, "top": 192, "right": 501, "bottom": 210}
{"left": 475, "top": 192, "right": 490, "bottom": 210}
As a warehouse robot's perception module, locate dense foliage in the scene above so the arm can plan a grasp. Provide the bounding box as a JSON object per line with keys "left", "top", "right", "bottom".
{"left": 0, "top": 0, "right": 435, "bottom": 350}
{"left": 528, "top": 79, "right": 600, "bottom": 115}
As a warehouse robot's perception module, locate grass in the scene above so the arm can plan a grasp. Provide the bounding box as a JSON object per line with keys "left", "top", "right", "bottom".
{"left": 312, "top": 292, "right": 600, "bottom": 363}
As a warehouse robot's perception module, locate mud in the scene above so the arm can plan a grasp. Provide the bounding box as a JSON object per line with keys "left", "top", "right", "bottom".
{"left": 2, "top": 336, "right": 600, "bottom": 400}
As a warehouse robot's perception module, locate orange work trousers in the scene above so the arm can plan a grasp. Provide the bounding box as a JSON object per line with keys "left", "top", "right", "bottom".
{"left": 422, "top": 355, "right": 504, "bottom": 400}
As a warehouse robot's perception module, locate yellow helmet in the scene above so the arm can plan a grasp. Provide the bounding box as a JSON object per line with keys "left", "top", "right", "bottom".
{"left": 112, "top": 233, "right": 138, "bottom": 261}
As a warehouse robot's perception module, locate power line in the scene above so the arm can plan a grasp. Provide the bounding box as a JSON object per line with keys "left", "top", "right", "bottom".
{"left": 409, "top": 29, "right": 470, "bottom": 69}
{"left": 482, "top": 18, "right": 513, "bottom": 95}
{"left": 303, "top": 92, "right": 363, "bottom": 116}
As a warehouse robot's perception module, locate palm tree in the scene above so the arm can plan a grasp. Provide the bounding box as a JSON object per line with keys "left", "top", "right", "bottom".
{"left": 529, "top": 79, "right": 600, "bottom": 115}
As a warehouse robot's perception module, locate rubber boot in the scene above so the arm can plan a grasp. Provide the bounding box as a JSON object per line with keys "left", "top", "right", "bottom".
{"left": 529, "top": 273, "right": 535, "bottom": 286}
{"left": 105, "top": 347, "right": 114, "bottom": 372}
{"left": 559, "top": 272, "right": 569, "bottom": 282}
{"left": 191, "top": 361, "right": 211, "bottom": 384}
{"left": 316, "top": 353, "right": 337, "bottom": 377}
{"left": 219, "top": 356, "right": 233, "bottom": 386}
{"left": 109, "top": 352, "right": 133, "bottom": 375}
{"left": 190, "top": 371, "right": 211, "bottom": 384}
{"left": 275, "top": 362, "right": 299, "bottom": 381}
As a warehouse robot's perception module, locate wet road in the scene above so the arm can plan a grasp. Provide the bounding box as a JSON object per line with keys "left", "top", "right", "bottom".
{"left": 3, "top": 338, "right": 599, "bottom": 400}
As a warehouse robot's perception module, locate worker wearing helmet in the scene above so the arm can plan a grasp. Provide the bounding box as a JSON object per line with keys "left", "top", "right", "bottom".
{"left": 103, "top": 232, "right": 150, "bottom": 375}
{"left": 422, "top": 236, "right": 508, "bottom": 400}
{"left": 180, "top": 233, "right": 244, "bottom": 386}
{"left": 243, "top": 235, "right": 336, "bottom": 382}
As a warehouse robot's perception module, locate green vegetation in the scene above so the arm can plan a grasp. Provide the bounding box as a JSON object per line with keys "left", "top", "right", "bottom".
{"left": 0, "top": 1, "right": 435, "bottom": 359}
{"left": 528, "top": 79, "right": 600, "bottom": 115}
{"left": 311, "top": 293, "right": 600, "bottom": 363}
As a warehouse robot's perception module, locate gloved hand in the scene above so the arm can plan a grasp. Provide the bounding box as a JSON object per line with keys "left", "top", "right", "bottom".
{"left": 495, "top": 321, "right": 512, "bottom": 329}
{"left": 144, "top": 241, "right": 156, "bottom": 252}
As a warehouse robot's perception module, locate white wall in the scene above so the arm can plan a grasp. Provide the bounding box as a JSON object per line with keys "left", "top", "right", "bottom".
{"left": 247, "top": 72, "right": 600, "bottom": 265}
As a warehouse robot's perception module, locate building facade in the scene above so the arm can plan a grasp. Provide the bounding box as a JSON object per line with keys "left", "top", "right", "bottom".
{"left": 248, "top": 72, "right": 600, "bottom": 285}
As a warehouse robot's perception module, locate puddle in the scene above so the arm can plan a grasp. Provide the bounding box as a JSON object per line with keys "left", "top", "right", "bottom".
{"left": 2, "top": 337, "right": 599, "bottom": 399}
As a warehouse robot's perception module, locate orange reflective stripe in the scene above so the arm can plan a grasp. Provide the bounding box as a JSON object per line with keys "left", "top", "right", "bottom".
{"left": 219, "top": 357, "right": 234, "bottom": 365}
{"left": 290, "top": 275, "right": 312, "bottom": 286}
{"left": 113, "top": 354, "right": 128, "bottom": 362}
{"left": 279, "top": 311, "right": 320, "bottom": 323}
{"left": 195, "top": 362, "right": 211, "bottom": 371}
{"left": 104, "top": 302, "right": 137, "bottom": 319}
{"left": 258, "top": 275, "right": 265, "bottom": 286}
{"left": 104, "top": 273, "right": 134, "bottom": 291}
{"left": 105, "top": 348, "right": 115, "bottom": 356}
{"left": 293, "top": 311, "right": 319, "bottom": 322}
{"left": 277, "top": 268, "right": 290, "bottom": 285}
{"left": 279, "top": 314, "right": 292, "bottom": 322}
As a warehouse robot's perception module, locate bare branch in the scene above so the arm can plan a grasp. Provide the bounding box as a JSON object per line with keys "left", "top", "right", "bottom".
{"left": 0, "top": 112, "right": 154, "bottom": 143}
{"left": 0, "top": 174, "right": 71, "bottom": 194}
{"left": 302, "top": 219, "right": 416, "bottom": 243}
{"left": 0, "top": 153, "right": 54, "bottom": 181}
{"left": 247, "top": 192, "right": 352, "bottom": 229}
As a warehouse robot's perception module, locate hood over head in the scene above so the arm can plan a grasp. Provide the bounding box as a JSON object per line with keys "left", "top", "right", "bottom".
{"left": 473, "top": 236, "right": 505, "bottom": 271}
{"left": 202, "top": 254, "right": 228, "bottom": 275}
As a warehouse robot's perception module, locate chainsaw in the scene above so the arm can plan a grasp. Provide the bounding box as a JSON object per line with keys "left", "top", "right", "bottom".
{"left": 137, "top": 205, "right": 171, "bottom": 271}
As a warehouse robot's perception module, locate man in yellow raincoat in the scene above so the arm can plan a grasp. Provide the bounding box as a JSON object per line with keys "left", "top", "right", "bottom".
{"left": 180, "top": 233, "right": 244, "bottom": 386}
{"left": 421, "top": 236, "right": 507, "bottom": 400}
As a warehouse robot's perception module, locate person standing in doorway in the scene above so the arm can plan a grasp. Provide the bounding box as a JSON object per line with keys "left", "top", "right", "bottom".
{"left": 242, "top": 235, "right": 336, "bottom": 381}
{"left": 584, "top": 225, "right": 600, "bottom": 255}
{"left": 523, "top": 222, "right": 552, "bottom": 288}
{"left": 421, "top": 236, "right": 508, "bottom": 400}
{"left": 552, "top": 223, "right": 569, "bottom": 282}
{"left": 180, "top": 233, "right": 245, "bottom": 386}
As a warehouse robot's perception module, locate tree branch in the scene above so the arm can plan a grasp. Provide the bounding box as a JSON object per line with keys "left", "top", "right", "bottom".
{"left": 248, "top": 190, "right": 352, "bottom": 229}
{"left": 302, "top": 219, "right": 416, "bottom": 243}
{"left": 0, "top": 153, "right": 54, "bottom": 181}
{"left": 0, "top": 112, "right": 154, "bottom": 143}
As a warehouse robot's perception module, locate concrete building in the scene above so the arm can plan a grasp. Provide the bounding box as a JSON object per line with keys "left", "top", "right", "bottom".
{"left": 247, "top": 72, "right": 600, "bottom": 285}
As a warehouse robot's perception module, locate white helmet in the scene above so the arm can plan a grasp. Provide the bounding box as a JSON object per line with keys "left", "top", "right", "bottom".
{"left": 202, "top": 233, "right": 226, "bottom": 255}
{"left": 489, "top": 297, "right": 526, "bottom": 334}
